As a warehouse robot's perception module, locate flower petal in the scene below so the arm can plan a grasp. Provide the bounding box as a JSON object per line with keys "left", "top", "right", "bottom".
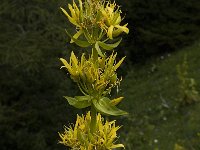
{"left": 60, "top": 7, "right": 79, "bottom": 27}
{"left": 110, "top": 97, "right": 124, "bottom": 106}
{"left": 107, "top": 25, "right": 114, "bottom": 39}
{"left": 115, "top": 24, "right": 129, "bottom": 34}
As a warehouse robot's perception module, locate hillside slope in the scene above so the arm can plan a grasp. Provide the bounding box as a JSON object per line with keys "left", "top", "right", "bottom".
{"left": 119, "top": 42, "right": 200, "bottom": 150}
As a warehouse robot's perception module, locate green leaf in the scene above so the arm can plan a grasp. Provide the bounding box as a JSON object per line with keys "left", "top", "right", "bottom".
{"left": 83, "top": 29, "right": 93, "bottom": 43}
{"left": 95, "top": 42, "right": 105, "bottom": 57}
{"left": 75, "top": 95, "right": 92, "bottom": 102}
{"left": 70, "top": 30, "right": 83, "bottom": 43}
{"left": 93, "top": 97, "right": 128, "bottom": 116}
{"left": 65, "top": 29, "right": 90, "bottom": 47}
{"left": 64, "top": 95, "right": 92, "bottom": 109}
{"left": 98, "top": 38, "right": 122, "bottom": 50}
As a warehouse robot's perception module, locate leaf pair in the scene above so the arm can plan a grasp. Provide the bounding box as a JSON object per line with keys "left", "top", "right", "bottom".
{"left": 65, "top": 29, "right": 122, "bottom": 57}
{"left": 64, "top": 95, "right": 92, "bottom": 109}
{"left": 64, "top": 96, "right": 128, "bottom": 116}
{"left": 93, "top": 97, "right": 127, "bottom": 116}
{"left": 94, "top": 38, "right": 122, "bottom": 57}
{"left": 65, "top": 29, "right": 91, "bottom": 48}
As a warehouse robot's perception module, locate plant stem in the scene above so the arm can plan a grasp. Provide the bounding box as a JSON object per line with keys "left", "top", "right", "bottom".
{"left": 92, "top": 45, "right": 98, "bottom": 62}
{"left": 90, "top": 45, "right": 98, "bottom": 134}
{"left": 90, "top": 104, "right": 97, "bottom": 134}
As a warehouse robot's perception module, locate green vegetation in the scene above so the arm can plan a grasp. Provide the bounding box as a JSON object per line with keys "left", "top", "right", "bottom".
{"left": 116, "top": 0, "right": 200, "bottom": 61}
{"left": 118, "top": 42, "right": 200, "bottom": 149}
{"left": 58, "top": 0, "right": 129, "bottom": 149}
{"left": 176, "top": 55, "right": 200, "bottom": 105}
{"left": 0, "top": 0, "right": 81, "bottom": 149}
{"left": 0, "top": 0, "right": 199, "bottom": 149}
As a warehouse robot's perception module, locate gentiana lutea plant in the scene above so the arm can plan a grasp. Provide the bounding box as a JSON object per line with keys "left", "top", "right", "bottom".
{"left": 58, "top": 0, "right": 129, "bottom": 149}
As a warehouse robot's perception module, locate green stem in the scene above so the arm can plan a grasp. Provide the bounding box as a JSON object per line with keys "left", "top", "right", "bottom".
{"left": 90, "top": 46, "right": 98, "bottom": 134}
{"left": 90, "top": 104, "right": 97, "bottom": 134}
{"left": 92, "top": 45, "right": 98, "bottom": 62}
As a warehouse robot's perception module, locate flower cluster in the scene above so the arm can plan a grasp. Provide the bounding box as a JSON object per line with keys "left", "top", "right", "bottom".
{"left": 58, "top": 111, "right": 124, "bottom": 150}
{"left": 60, "top": 51, "right": 125, "bottom": 97}
{"left": 61, "top": 0, "right": 129, "bottom": 46}
{"left": 100, "top": 1, "right": 129, "bottom": 39}
{"left": 58, "top": 0, "right": 129, "bottom": 149}
{"left": 60, "top": 51, "right": 127, "bottom": 116}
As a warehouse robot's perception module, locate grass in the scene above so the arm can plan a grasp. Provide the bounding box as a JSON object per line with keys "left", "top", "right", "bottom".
{"left": 117, "top": 41, "right": 200, "bottom": 150}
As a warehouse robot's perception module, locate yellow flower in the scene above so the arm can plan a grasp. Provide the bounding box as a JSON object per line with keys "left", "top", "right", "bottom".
{"left": 61, "top": 0, "right": 106, "bottom": 43}
{"left": 61, "top": 0, "right": 129, "bottom": 44}
{"left": 101, "top": 1, "right": 129, "bottom": 39}
{"left": 60, "top": 51, "right": 80, "bottom": 82}
{"left": 60, "top": 0, "right": 83, "bottom": 28}
{"left": 60, "top": 52, "right": 125, "bottom": 97}
{"left": 58, "top": 111, "right": 125, "bottom": 150}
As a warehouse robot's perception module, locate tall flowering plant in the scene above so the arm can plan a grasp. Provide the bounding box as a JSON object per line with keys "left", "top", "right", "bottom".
{"left": 58, "top": 0, "right": 129, "bottom": 149}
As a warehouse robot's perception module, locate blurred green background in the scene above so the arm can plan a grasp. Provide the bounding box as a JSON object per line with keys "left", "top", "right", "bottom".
{"left": 0, "top": 0, "right": 200, "bottom": 149}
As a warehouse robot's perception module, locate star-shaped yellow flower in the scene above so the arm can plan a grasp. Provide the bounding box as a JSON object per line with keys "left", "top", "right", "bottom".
{"left": 101, "top": 1, "right": 129, "bottom": 39}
